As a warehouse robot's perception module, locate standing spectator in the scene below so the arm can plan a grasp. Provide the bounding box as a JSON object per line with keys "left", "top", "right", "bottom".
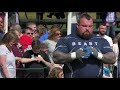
{"left": 10, "top": 29, "right": 24, "bottom": 78}
{"left": 102, "top": 63, "right": 113, "bottom": 78}
{"left": 22, "top": 39, "right": 50, "bottom": 78}
{"left": 0, "top": 32, "right": 42, "bottom": 78}
{"left": 100, "top": 12, "right": 117, "bottom": 40}
{"left": 0, "top": 16, "right": 5, "bottom": 42}
{"left": 43, "top": 27, "right": 61, "bottom": 63}
{"left": 8, "top": 12, "right": 19, "bottom": 27}
{"left": 26, "top": 22, "right": 36, "bottom": 32}
{"left": 9, "top": 23, "right": 22, "bottom": 32}
{"left": 113, "top": 32, "right": 120, "bottom": 78}
{"left": 97, "top": 23, "right": 113, "bottom": 49}
{"left": 17, "top": 27, "right": 33, "bottom": 52}
{"left": 24, "top": 27, "right": 34, "bottom": 39}
{"left": 37, "top": 55, "right": 64, "bottom": 78}
{"left": 53, "top": 13, "right": 116, "bottom": 78}
{"left": 96, "top": 23, "right": 116, "bottom": 77}
{"left": 38, "top": 25, "right": 49, "bottom": 43}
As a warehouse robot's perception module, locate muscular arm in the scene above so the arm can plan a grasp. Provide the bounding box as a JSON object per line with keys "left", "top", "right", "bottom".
{"left": 53, "top": 51, "right": 74, "bottom": 64}
{"left": 102, "top": 52, "right": 116, "bottom": 64}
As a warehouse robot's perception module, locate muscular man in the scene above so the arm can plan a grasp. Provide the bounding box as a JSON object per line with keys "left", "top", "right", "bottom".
{"left": 53, "top": 13, "right": 116, "bottom": 78}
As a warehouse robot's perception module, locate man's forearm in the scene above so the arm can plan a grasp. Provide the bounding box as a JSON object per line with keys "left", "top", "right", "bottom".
{"left": 101, "top": 52, "right": 116, "bottom": 64}
{"left": 53, "top": 51, "right": 74, "bottom": 64}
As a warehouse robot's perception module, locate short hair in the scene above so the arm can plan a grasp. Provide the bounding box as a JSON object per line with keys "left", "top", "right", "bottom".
{"left": 77, "top": 13, "right": 92, "bottom": 23}
{"left": 99, "top": 23, "right": 106, "bottom": 27}
{"left": 32, "top": 39, "right": 41, "bottom": 50}
{"left": 26, "top": 21, "right": 36, "bottom": 27}
{"left": 9, "top": 23, "right": 21, "bottom": 31}
{"left": 24, "top": 27, "right": 33, "bottom": 33}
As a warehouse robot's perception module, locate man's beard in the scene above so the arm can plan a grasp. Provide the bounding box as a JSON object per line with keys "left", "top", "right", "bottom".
{"left": 82, "top": 30, "right": 91, "bottom": 40}
{"left": 100, "top": 32, "right": 105, "bottom": 36}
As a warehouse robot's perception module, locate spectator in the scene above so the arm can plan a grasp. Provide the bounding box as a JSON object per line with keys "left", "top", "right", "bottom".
{"left": 96, "top": 23, "right": 116, "bottom": 78}
{"left": 9, "top": 29, "right": 24, "bottom": 78}
{"left": 100, "top": 12, "right": 117, "bottom": 40}
{"left": 43, "top": 27, "right": 61, "bottom": 63}
{"left": 47, "top": 65, "right": 64, "bottom": 78}
{"left": 0, "top": 32, "right": 42, "bottom": 78}
{"left": 0, "top": 16, "right": 5, "bottom": 42}
{"left": 97, "top": 23, "right": 113, "bottom": 49}
{"left": 22, "top": 39, "right": 50, "bottom": 78}
{"left": 113, "top": 32, "right": 120, "bottom": 78}
{"left": 24, "top": 27, "right": 34, "bottom": 39}
{"left": 53, "top": 13, "right": 116, "bottom": 78}
{"left": 38, "top": 25, "right": 49, "bottom": 43}
{"left": 102, "top": 64, "right": 113, "bottom": 78}
{"left": 9, "top": 23, "right": 22, "bottom": 32}
{"left": 26, "top": 21, "right": 36, "bottom": 32}
{"left": 15, "top": 28, "right": 33, "bottom": 52}
{"left": 37, "top": 55, "right": 64, "bottom": 78}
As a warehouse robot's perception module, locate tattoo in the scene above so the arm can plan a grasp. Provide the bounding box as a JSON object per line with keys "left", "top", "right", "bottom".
{"left": 53, "top": 51, "right": 74, "bottom": 64}
{"left": 102, "top": 52, "right": 116, "bottom": 64}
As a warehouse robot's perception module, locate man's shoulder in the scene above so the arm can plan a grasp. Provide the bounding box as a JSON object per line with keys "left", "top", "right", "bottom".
{"left": 92, "top": 34, "right": 108, "bottom": 42}
{"left": 62, "top": 33, "right": 77, "bottom": 39}
{"left": 104, "top": 35, "right": 112, "bottom": 40}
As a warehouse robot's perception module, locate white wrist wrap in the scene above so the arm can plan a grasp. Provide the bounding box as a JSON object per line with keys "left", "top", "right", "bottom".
{"left": 71, "top": 52, "right": 76, "bottom": 59}
{"left": 97, "top": 52, "right": 103, "bottom": 60}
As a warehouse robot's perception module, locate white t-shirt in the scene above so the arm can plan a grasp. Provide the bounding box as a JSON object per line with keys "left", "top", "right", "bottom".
{"left": 43, "top": 39, "right": 57, "bottom": 63}
{"left": 0, "top": 45, "right": 16, "bottom": 78}
{"left": 97, "top": 34, "right": 113, "bottom": 47}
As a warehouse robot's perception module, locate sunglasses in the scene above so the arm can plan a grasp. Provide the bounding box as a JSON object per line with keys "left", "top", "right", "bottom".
{"left": 55, "top": 33, "right": 61, "bottom": 35}
{"left": 27, "top": 33, "right": 33, "bottom": 35}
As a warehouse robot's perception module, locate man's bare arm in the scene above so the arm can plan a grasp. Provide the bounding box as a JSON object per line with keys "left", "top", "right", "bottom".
{"left": 53, "top": 47, "right": 87, "bottom": 64}
{"left": 53, "top": 51, "right": 73, "bottom": 64}
{"left": 102, "top": 52, "right": 116, "bottom": 64}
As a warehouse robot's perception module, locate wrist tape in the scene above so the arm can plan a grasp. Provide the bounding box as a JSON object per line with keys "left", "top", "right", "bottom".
{"left": 71, "top": 52, "right": 76, "bottom": 59}
{"left": 97, "top": 52, "right": 103, "bottom": 60}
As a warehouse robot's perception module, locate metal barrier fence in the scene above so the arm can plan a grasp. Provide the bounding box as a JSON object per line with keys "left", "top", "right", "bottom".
{"left": 0, "top": 67, "right": 49, "bottom": 78}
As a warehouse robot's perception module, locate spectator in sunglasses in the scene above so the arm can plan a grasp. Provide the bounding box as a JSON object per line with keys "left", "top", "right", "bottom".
{"left": 24, "top": 27, "right": 34, "bottom": 39}
{"left": 43, "top": 27, "right": 61, "bottom": 63}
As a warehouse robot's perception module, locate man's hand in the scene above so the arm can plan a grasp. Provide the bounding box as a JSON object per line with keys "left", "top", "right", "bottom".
{"left": 71, "top": 46, "right": 91, "bottom": 60}
{"left": 88, "top": 46, "right": 103, "bottom": 60}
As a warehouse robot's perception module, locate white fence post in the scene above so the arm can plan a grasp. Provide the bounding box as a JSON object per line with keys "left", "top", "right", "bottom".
{"left": 67, "top": 12, "right": 72, "bottom": 35}
{"left": 5, "top": 12, "right": 8, "bottom": 33}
